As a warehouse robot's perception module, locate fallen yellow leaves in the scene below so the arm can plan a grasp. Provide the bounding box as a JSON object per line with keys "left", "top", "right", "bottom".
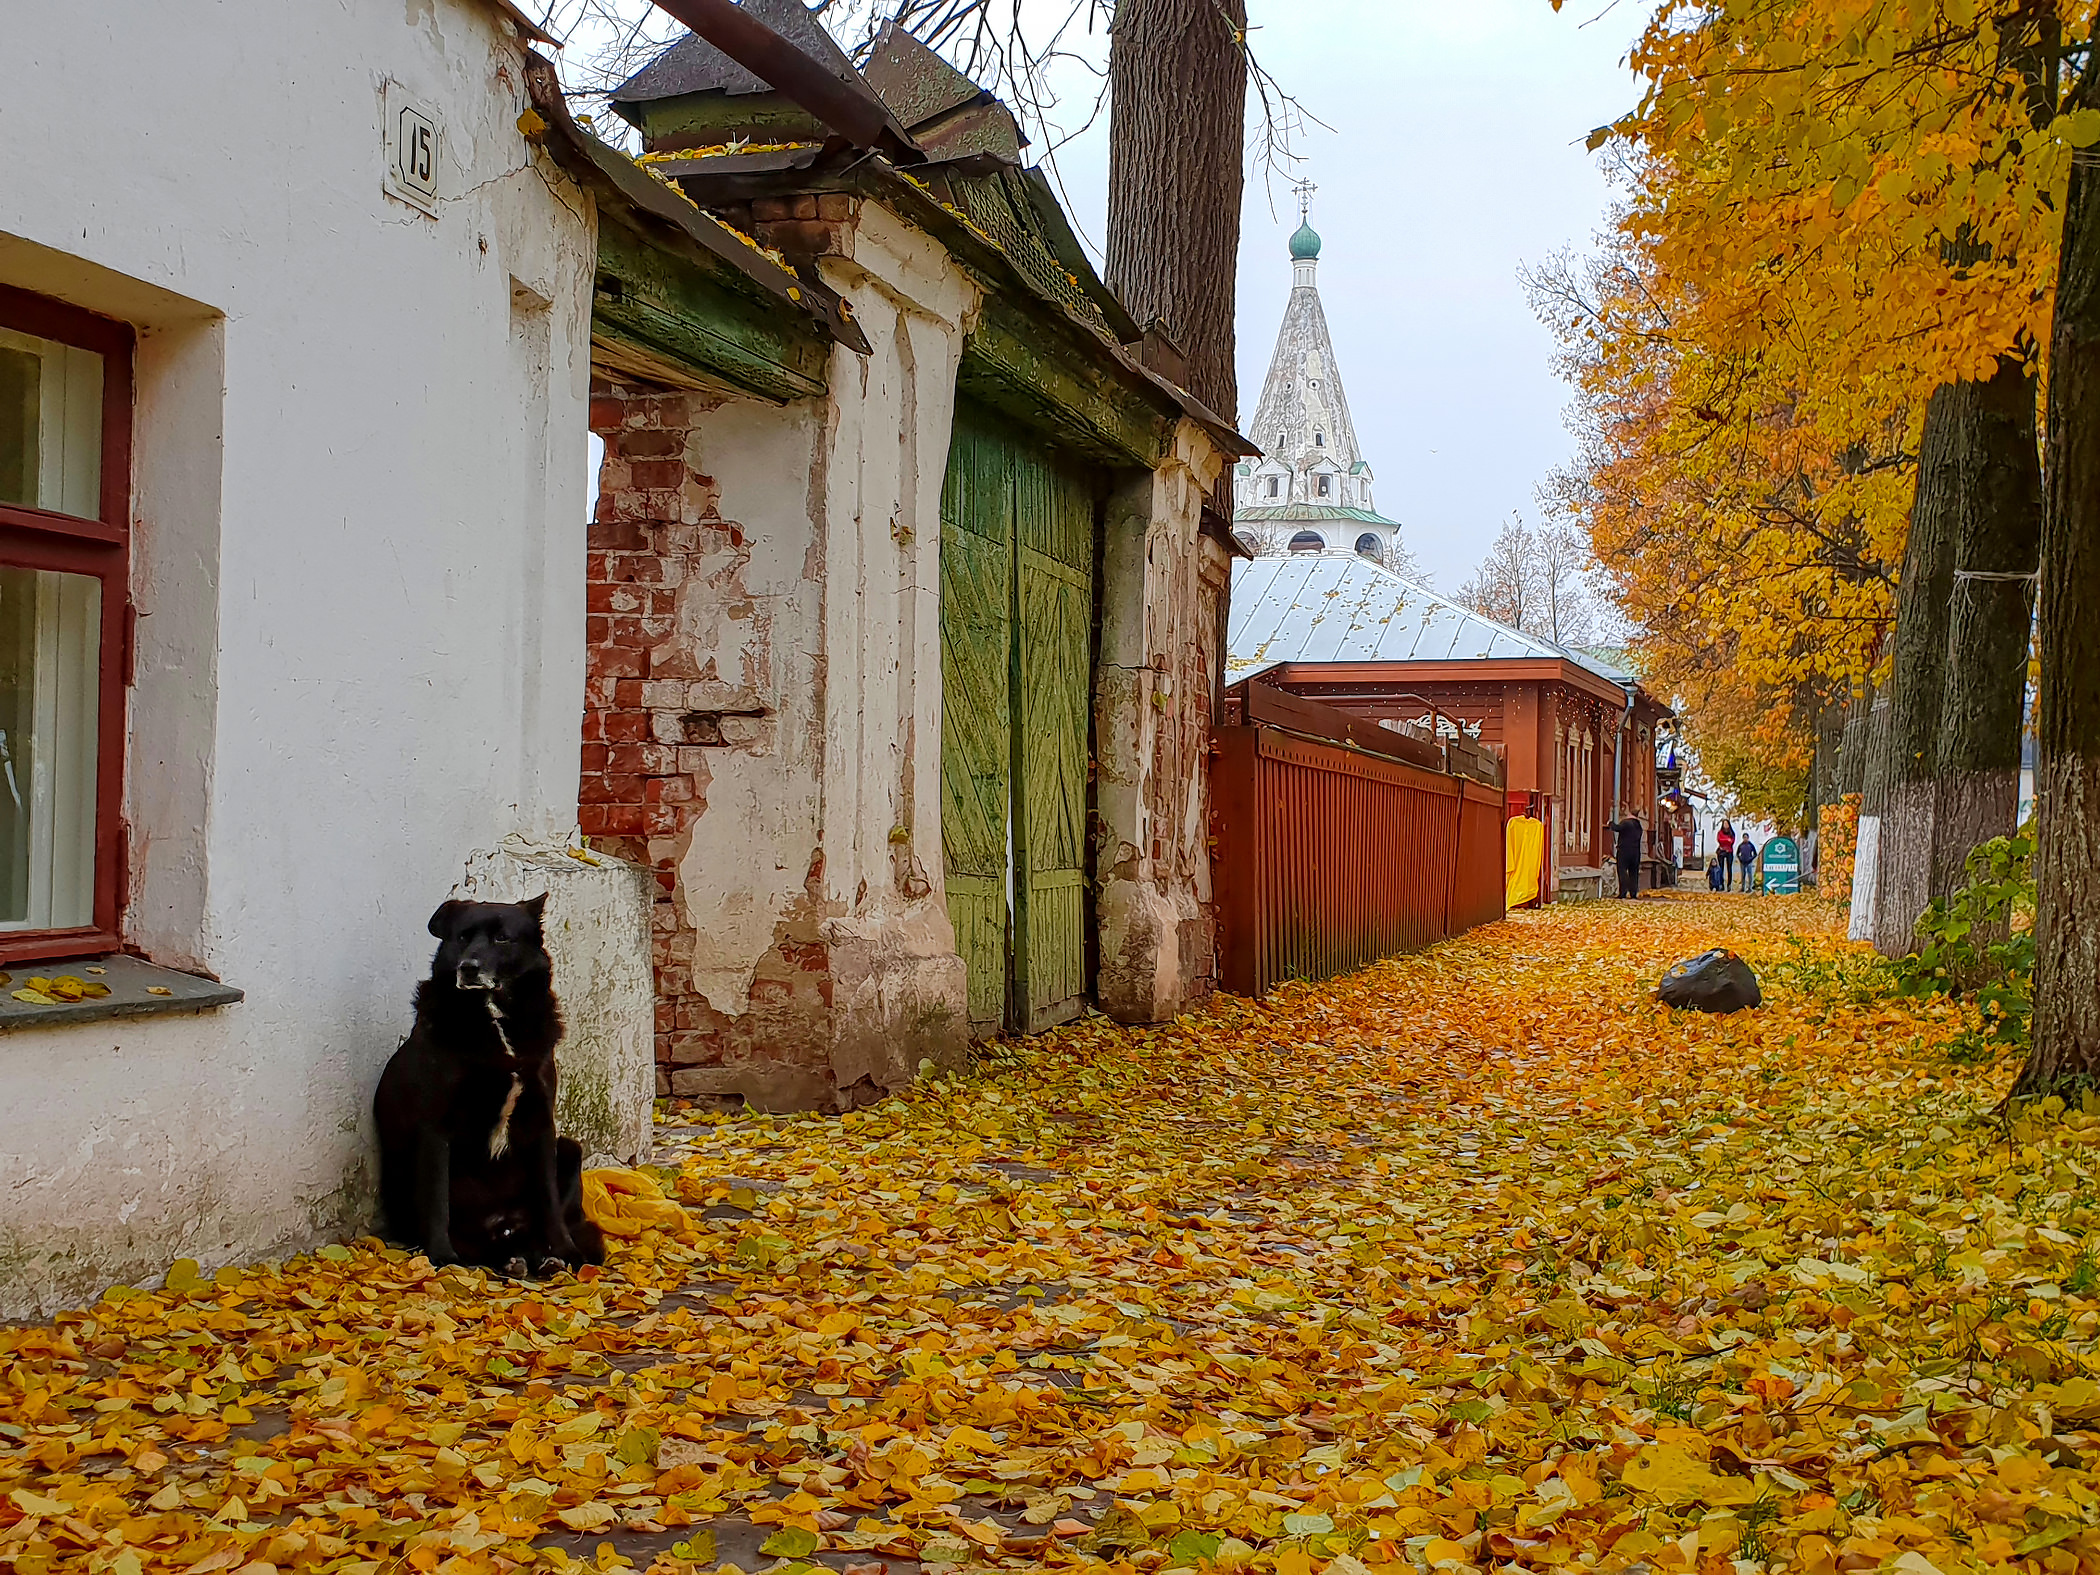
{"left": 585, "top": 1170, "right": 691, "bottom": 1240}
{"left": 10, "top": 973, "right": 113, "bottom": 1006}
{"left": 6, "top": 895, "right": 2096, "bottom": 1575}
{"left": 1621, "top": 1444, "right": 1761, "bottom": 1508}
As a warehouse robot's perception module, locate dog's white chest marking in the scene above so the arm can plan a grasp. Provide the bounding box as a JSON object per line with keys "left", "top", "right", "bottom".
{"left": 485, "top": 998, "right": 522, "bottom": 1160}
{"left": 488, "top": 1074, "right": 523, "bottom": 1159}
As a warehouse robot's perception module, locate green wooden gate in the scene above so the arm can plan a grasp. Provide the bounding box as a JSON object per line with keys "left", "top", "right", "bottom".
{"left": 939, "top": 404, "right": 1097, "bottom": 1036}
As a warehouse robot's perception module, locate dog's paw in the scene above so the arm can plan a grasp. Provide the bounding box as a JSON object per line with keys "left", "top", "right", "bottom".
{"left": 501, "top": 1256, "right": 532, "bottom": 1280}
{"left": 535, "top": 1256, "right": 569, "bottom": 1279}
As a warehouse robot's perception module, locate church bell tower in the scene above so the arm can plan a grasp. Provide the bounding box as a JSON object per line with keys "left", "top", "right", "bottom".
{"left": 1232, "top": 182, "right": 1410, "bottom": 569}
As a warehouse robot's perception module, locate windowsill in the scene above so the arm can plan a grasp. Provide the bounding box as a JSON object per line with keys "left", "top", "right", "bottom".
{"left": 0, "top": 953, "right": 241, "bottom": 1031}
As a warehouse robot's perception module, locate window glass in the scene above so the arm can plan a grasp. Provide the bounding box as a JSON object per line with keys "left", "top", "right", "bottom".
{"left": 1317, "top": 475, "right": 1331, "bottom": 496}
{"left": 0, "top": 327, "right": 104, "bottom": 519}
{"left": 0, "top": 567, "right": 101, "bottom": 929}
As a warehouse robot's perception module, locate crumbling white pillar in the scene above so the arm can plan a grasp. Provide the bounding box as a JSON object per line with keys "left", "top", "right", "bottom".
{"left": 1092, "top": 419, "right": 1230, "bottom": 1023}
{"left": 454, "top": 839, "right": 656, "bottom": 1163}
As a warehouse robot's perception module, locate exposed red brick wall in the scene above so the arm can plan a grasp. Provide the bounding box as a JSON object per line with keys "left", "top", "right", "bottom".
{"left": 584, "top": 383, "right": 721, "bottom": 1092}
{"left": 586, "top": 380, "right": 858, "bottom": 1106}
{"left": 708, "top": 197, "right": 855, "bottom": 262}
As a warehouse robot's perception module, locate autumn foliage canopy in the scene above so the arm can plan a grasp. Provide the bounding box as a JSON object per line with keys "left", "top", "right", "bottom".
{"left": 1537, "top": 0, "right": 2096, "bottom": 820}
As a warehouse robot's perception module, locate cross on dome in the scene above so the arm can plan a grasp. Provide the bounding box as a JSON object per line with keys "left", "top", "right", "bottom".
{"left": 1288, "top": 177, "right": 1321, "bottom": 260}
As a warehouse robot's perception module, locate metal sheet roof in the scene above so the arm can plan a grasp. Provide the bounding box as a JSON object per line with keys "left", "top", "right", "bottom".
{"left": 1569, "top": 644, "right": 1638, "bottom": 684}
{"left": 1228, "top": 552, "right": 1628, "bottom": 685}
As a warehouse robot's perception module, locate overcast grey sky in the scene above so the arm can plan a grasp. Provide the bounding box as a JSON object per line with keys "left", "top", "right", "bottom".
{"left": 1023, "top": 0, "right": 1650, "bottom": 588}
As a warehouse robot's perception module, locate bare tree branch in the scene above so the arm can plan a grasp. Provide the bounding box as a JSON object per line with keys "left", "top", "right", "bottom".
{"left": 533, "top": 0, "right": 1322, "bottom": 222}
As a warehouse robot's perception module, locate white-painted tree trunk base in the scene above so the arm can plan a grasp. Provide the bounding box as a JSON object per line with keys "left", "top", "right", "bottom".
{"left": 1849, "top": 816, "right": 1882, "bottom": 942}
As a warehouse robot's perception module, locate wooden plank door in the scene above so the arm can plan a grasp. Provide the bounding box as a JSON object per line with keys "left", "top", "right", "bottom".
{"left": 1013, "top": 451, "right": 1094, "bottom": 1031}
{"left": 939, "top": 412, "right": 1015, "bottom": 1037}
{"left": 938, "top": 403, "right": 1097, "bottom": 1036}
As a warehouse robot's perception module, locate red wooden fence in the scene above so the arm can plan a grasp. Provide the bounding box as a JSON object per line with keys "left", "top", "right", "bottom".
{"left": 1450, "top": 781, "right": 1508, "bottom": 934}
{"left": 1211, "top": 711, "right": 1508, "bottom": 999}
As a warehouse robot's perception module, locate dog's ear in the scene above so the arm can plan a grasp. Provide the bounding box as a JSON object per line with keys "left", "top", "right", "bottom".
{"left": 520, "top": 893, "right": 549, "bottom": 926}
{"left": 427, "top": 899, "right": 469, "bottom": 939}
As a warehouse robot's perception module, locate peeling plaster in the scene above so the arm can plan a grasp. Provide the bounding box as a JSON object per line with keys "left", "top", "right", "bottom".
{"left": 1093, "top": 420, "right": 1232, "bottom": 1025}
{"left": 590, "top": 201, "right": 980, "bottom": 1108}
{"left": 680, "top": 753, "right": 811, "bottom": 1017}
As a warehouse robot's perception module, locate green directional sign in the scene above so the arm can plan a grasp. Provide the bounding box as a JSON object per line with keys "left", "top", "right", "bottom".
{"left": 1762, "top": 835, "right": 1802, "bottom": 895}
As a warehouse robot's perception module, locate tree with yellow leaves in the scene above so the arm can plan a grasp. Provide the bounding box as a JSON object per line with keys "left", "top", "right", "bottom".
{"left": 1527, "top": 230, "right": 1914, "bottom": 831}
{"left": 1560, "top": 0, "right": 2065, "bottom": 873}
{"left": 1549, "top": 0, "right": 2100, "bottom": 1094}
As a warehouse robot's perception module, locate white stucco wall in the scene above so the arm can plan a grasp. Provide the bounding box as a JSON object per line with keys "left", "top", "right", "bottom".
{"left": 653, "top": 202, "right": 979, "bottom": 1109}
{"left": 0, "top": 0, "right": 600, "bottom": 1314}
{"left": 810, "top": 205, "right": 980, "bottom": 1092}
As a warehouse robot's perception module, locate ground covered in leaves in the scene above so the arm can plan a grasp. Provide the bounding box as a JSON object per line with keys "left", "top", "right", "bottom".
{"left": 8, "top": 895, "right": 2096, "bottom": 1575}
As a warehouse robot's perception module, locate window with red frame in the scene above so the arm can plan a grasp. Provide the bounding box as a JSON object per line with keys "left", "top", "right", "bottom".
{"left": 0, "top": 284, "right": 131, "bottom": 962}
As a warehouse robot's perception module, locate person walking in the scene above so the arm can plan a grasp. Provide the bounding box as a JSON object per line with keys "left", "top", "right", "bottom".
{"left": 1615, "top": 811, "right": 1645, "bottom": 899}
{"left": 1736, "top": 833, "right": 1759, "bottom": 895}
{"left": 1715, "top": 818, "right": 1738, "bottom": 889}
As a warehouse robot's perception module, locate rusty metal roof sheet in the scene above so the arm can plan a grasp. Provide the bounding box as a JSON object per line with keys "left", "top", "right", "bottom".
{"left": 487, "top": 0, "right": 561, "bottom": 46}
{"left": 522, "top": 54, "right": 869, "bottom": 355}
{"left": 862, "top": 24, "right": 1026, "bottom": 159}
{"left": 863, "top": 23, "right": 984, "bottom": 131}
{"left": 612, "top": 0, "right": 860, "bottom": 103}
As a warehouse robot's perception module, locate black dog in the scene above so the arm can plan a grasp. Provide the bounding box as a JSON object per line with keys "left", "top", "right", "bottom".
{"left": 373, "top": 896, "right": 606, "bottom": 1276}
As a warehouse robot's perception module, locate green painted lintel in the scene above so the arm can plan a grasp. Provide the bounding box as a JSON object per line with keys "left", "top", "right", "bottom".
{"left": 631, "top": 92, "right": 827, "bottom": 149}
{"left": 958, "top": 297, "right": 1170, "bottom": 470}
{"left": 593, "top": 217, "right": 827, "bottom": 404}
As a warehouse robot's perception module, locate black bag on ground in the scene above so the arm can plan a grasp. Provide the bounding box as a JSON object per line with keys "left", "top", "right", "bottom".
{"left": 1658, "top": 948, "right": 1761, "bottom": 1012}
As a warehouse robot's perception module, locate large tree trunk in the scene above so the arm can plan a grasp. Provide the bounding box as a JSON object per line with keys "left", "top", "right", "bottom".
{"left": 1838, "top": 687, "right": 1874, "bottom": 799}
{"left": 1931, "top": 353, "right": 2042, "bottom": 904}
{"left": 1807, "top": 706, "right": 1841, "bottom": 869}
{"left": 1104, "top": 0, "right": 1248, "bottom": 427}
{"left": 1872, "top": 381, "right": 1965, "bottom": 956}
{"left": 2013, "top": 124, "right": 2100, "bottom": 1103}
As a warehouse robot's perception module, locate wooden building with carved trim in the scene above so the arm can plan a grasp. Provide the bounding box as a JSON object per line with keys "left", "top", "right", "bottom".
{"left": 1227, "top": 554, "right": 1672, "bottom": 900}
